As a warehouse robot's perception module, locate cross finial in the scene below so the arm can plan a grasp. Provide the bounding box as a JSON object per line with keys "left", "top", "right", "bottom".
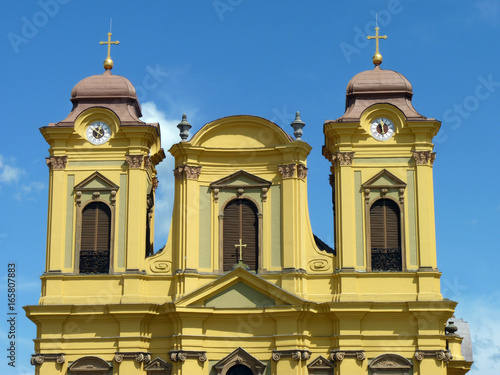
{"left": 99, "top": 31, "right": 119, "bottom": 70}
{"left": 235, "top": 239, "right": 247, "bottom": 263}
{"left": 367, "top": 24, "right": 387, "bottom": 66}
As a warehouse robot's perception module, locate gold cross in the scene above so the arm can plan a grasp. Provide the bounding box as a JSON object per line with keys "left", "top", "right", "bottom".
{"left": 100, "top": 32, "right": 119, "bottom": 60}
{"left": 235, "top": 239, "right": 247, "bottom": 262}
{"left": 367, "top": 26, "right": 387, "bottom": 55}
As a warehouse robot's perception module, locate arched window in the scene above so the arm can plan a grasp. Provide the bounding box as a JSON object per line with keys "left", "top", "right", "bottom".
{"left": 79, "top": 202, "right": 111, "bottom": 274}
{"left": 223, "top": 199, "right": 259, "bottom": 272}
{"left": 369, "top": 198, "right": 402, "bottom": 271}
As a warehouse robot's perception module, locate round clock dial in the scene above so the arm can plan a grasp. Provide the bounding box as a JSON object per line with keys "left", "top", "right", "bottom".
{"left": 86, "top": 121, "right": 111, "bottom": 145}
{"left": 370, "top": 117, "right": 395, "bottom": 141}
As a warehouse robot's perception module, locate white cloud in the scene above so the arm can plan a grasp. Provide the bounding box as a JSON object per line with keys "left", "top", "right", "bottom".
{"left": 0, "top": 155, "right": 24, "bottom": 184}
{"left": 455, "top": 294, "right": 500, "bottom": 373}
{"left": 141, "top": 101, "right": 198, "bottom": 249}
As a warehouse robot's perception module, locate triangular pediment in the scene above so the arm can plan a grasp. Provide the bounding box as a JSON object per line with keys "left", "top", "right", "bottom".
{"left": 74, "top": 171, "right": 119, "bottom": 191}
{"left": 362, "top": 169, "right": 406, "bottom": 189}
{"left": 144, "top": 357, "right": 172, "bottom": 372}
{"left": 307, "top": 355, "right": 335, "bottom": 370}
{"left": 213, "top": 347, "right": 266, "bottom": 374}
{"left": 210, "top": 170, "right": 271, "bottom": 189}
{"left": 174, "top": 267, "right": 307, "bottom": 308}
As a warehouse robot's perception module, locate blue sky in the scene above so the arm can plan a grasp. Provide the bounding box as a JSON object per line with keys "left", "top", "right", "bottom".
{"left": 1, "top": 1, "right": 499, "bottom": 374}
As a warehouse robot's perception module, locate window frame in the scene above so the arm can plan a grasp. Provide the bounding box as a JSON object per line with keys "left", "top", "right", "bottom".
{"left": 219, "top": 196, "right": 263, "bottom": 274}
{"left": 75, "top": 199, "right": 115, "bottom": 275}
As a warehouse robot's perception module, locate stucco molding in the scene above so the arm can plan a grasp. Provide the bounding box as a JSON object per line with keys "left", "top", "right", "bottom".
{"left": 297, "top": 164, "right": 308, "bottom": 180}
{"left": 114, "top": 352, "right": 151, "bottom": 363}
{"left": 30, "top": 353, "right": 65, "bottom": 365}
{"left": 144, "top": 155, "right": 152, "bottom": 170}
{"left": 174, "top": 165, "right": 202, "bottom": 180}
{"left": 145, "top": 357, "right": 172, "bottom": 374}
{"left": 213, "top": 347, "right": 266, "bottom": 375}
{"left": 170, "top": 350, "right": 207, "bottom": 362}
{"left": 332, "top": 152, "right": 355, "bottom": 166}
{"left": 414, "top": 350, "right": 452, "bottom": 362}
{"left": 125, "top": 154, "right": 144, "bottom": 169}
{"left": 278, "top": 163, "right": 296, "bottom": 178}
{"left": 330, "top": 350, "right": 365, "bottom": 362}
{"left": 307, "top": 355, "right": 335, "bottom": 373}
{"left": 272, "top": 349, "right": 311, "bottom": 361}
{"left": 46, "top": 156, "right": 68, "bottom": 170}
{"left": 413, "top": 151, "right": 436, "bottom": 165}
{"left": 152, "top": 177, "right": 159, "bottom": 191}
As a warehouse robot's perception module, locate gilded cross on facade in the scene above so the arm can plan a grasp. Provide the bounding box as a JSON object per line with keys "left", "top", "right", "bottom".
{"left": 235, "top": 238, "right": 247, "bottom": 263}
{"left": 99, "top": 32, "right": 119, "bottom": 70}
{"left": 367, "top": 26, "right": 387, "bottom": 66}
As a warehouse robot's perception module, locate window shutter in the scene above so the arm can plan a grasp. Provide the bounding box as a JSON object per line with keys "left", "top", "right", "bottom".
{"left": 80, "top": 202, "right": 111, "bottom": 274}
{"left": 241, "top": 200, "right": 258, "bottom": 271}
{"left": 223, "top": 199, "right": 259, "bottom": 272}
{"left": 223, "top": 200, "right": 240, "bottom": 271}
{"left": 370, "top": 198, "right": 402, "bottom": 271}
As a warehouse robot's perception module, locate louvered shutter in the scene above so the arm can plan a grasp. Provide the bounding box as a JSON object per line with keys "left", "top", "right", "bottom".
{"left": 241, "top": 200, "right": 258, "bottom": 271}
{"left": 80, "top": 202, "right": 111, "bottom": 274}
{"left": 370, "top": 199, "right": 402, "bottom": 271}
{"left": 223, "top": 200, "right": 240, "bottom": 271}
{"left": 223, "top": 199, "right": 259, "bottom": 272}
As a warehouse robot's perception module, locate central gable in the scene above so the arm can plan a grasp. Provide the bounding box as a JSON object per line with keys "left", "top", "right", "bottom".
{"left": 174, "top": 267, "right": 306, "bottom": 308}
{"left": 204, "top": 281, "right": 276, "bottom": 308}
{"left": 190, "top": 115, "right": 294, "bottom": 148}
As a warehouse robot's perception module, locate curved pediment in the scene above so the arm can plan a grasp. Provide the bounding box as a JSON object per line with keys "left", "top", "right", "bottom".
{"left": 190, "top": 115, "right": 294, "bottom": 148}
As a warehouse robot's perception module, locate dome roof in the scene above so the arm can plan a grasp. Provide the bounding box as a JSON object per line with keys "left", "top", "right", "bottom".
{"left": 71, "top": 70, "right": 137, "bottom": 100}
{"left": 346, "top": 66, "right": 413, "bottom": 96}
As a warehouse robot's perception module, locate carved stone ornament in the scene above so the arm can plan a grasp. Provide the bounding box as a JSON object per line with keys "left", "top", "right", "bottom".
{"left": 46, "top": 156, "right": 68, "bottom": 170}
{"left": 414, "top": 350, "right": 452, "bottom": 362}
{"left": 152, "top": 177, "right": 159, "bottom": 191}
{"left": 272, "top": 350, "right": 311, "bottom": 361}
{"left": 213, "top": 188, "right": 220, "bottom": 202}
{"left": 237, "top": 188, "right": 245, "bottom": 197}
{"left": 31, "top": 353, "right": 66, "bottom": 366}
{"left": 331, "top": 151, "right": 355, "bottom": 166}
{"left": 330, "top": 350, "right": 365, "bottom": 362}
{"left": 173, "top": 165, "right": 202, "bottom": 180}
{"left": 297, "top": 164, "right": 308, "bottom": 180}
{"left": 144, "top": 357, "right": 173, "bottom": 373}
{"left": 307, "top": 355, "right": 335, "bottom": 373}
{"left": 278, "top": 163, "right": 296, "bottom": 178}
{"left": 68, "top": 356, "right": 111, "bottom": 373}
{"left": 126, "top": 154, "right": 144, "bottom": 169}
{"left": 169, "top": 350, "right": 207, "bottom": 362}
{"left": 114, "top": 352, "right": 151, "bottom": 363}
{"left": 261, "top": 187, "right": 268, "bottom": 202}
{"left": 368, "top": 353, "right": 412, "bottom": 372}
{"left": 144, "top": 156, "right": 152, "bottom": 170}
{"left": 213, "top": 347, "right": 266, "bottom": 375}
{"left": 413, "top": 150, "right": 436, "bottom": 165}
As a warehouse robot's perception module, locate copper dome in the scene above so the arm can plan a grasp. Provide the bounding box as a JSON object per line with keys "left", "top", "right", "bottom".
{"left": 71, "top": 70, "right": 137, "bottom": 100}
{"left": 346, "top": 66, "right": 413, "bottom": 96}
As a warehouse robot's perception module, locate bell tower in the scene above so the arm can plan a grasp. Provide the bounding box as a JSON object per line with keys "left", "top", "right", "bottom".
{"left": 35, "top": 35, "right": 164, "bottom": 299}
{"left": 323, "top": 33, "right": 442, "bottom": 300}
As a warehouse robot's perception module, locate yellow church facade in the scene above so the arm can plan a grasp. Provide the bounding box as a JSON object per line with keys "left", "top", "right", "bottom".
{"left": 25, "top": 33, "right": 472, "bottom": 375}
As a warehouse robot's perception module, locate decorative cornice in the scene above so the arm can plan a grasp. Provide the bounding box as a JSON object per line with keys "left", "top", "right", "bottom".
{"left": 413, "top": 151, "right": 436, "bottom": 165}
{"left": 297, "top": 164, "right": 308, "bottom": 180}
{"left": 46, "top": 156, "right": 68, "bottom": 170}
{"left": 272, "top": 350, "right": 311, "bottom": 361}
{"left": 278, "top": 163, "right": 296, "bottom": 179}
{"left": 333, "top": 152, "right": 355, "bottom": 166}
{"left": 125, "top": 154, "right": 144, "bottom": 169}
{"left": 170, "top": 350, "right": 207, "bottom": 362}
{"left": 114, "top": 352, "right": 151, "bottom": 363}
{"left": 174, "top": 165, "right": 202, "bottom": 180}
{"left": 330, "top": 350, "right": 365, "bottom": 362}
{"left": 30, "top": 353, "right": 65, "bottom": 365}
{"left": 414, "top": 350, "right": 452, "bottom": 362}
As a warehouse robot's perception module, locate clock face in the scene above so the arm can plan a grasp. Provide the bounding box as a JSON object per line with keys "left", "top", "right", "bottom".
{"left": 86, "top": 121, "right": 111, "bottom": 145}
{"left": 370, "top": 117, "right": 395, "bottom": 141}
